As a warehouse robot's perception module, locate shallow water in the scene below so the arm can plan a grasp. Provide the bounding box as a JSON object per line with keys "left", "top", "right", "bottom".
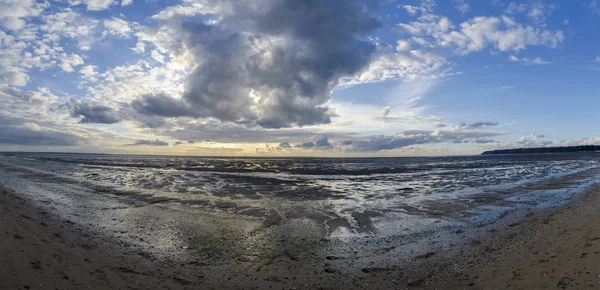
{"left": 1, "top": 152, "right": 599, "bottom": 268}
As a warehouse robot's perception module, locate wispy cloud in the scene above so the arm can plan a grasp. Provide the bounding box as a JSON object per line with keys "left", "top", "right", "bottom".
{"left": 508, "top": 55, "right": 552, "bottom": 65}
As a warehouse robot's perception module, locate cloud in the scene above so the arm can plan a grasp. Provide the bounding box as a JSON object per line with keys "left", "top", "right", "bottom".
{"left": 70, "top": 101, "right": 121, "bottom": 124}
{"left": 78, "top": 0, "right": 116, "bottom": 11}
{"left": 131, "top": 93, "right": 199, "bottom": 118}
{"left": 395, "top": 40, "right": 411, "bottom": 52}
{"left": 508, "top": 55, "right": 552, "bottom": 65}
{"left": 484, "top": 134, "right": 548, "bottom": 149}
{"left": 398, "top": 14, "right": 564, "bottom": 55}
{"left": 339, "top": 130, "right": 504, "bottom": 152}
{"left": 314, "top": 136, "right": 332, "bottom": 148}
{"left": 151, "top": 118, "right": 355, "bottom": 144}
{"left": 128, "top": 139, "right": 169, "bottom": 146}
{"left": 0, "top": 0, "right": 46, "bottom": 31}
{"left": 150, "top": 50, "right": 165, "bottom": 63}
{"left": 103, "top": 18, "right": 132, "bottom": 38}
{"left": 59, "top": 53, "right": 85, "bottom": 72}
{"left": 0, "top": 121, "right": 83, "bottom": 146}
{"left": 474, "top": 138, "right": 496, "bottom": 144}
{"left": 79, "top": 65, "right": 98, "bottom": 81}
{"left": 136, "top": 0, "right": 385, "bottom": 128}
{"left": 485, "top": 134, "right": 600, "bottom": 151}
{"left": 0, "top": 87, "right": 59, "bottom": 110}
{"left": 342, "top": 49, "right": 452, "bottom": 85}
{"left": 499, "top": 85, "right": 516, "bottom": 90}
{"left": 458, "top": 121, "right": 499, "bottom": 129}
{"left": 526, "top": 2, "right": 558, "bottom": 24}
{"left": 0, "top": 68, "right": 29, "bottom": 87}
{"left": 380, "top": 106, "right": 391, "bottom": 118}
{"left": 400, "top": 0, "right": 435, "bottom": 16}
{"left": 595, "top": 56, "right": 600, "bottom": 63}
{"left": 297, "top": 142, "right": 315, "bottom": 149}
{"left": 454, "top": 0, "right": 470, "bottom": 14}
{"left": 0, "top": 8, "right": 102, "bottom": 88}
{"left": 288, "top": 136, "right": 331, "bottom": 149}
{"left": 505, "top": 1, "right": 558, "bottom": 24}
{"left": 504, "top": 3, "right": 528, "bottom": 15}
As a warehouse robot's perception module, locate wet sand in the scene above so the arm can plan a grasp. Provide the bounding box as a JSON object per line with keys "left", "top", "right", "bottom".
{"left": 2, "top": 181, "right": 600, "bottom": 289}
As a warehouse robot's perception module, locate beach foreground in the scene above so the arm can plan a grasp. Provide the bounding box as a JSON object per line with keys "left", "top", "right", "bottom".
{"left": 2, "top": 181, "right": 600, "bottom": 289}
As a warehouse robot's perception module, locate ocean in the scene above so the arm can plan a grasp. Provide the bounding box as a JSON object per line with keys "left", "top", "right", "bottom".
{"left": 1, "top": 152, "right": 599, "bottom": 266}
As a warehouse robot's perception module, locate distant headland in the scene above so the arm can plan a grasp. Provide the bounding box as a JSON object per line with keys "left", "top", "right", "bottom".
{"left": 482, "top": 145, "right": 600, "bottom": 155}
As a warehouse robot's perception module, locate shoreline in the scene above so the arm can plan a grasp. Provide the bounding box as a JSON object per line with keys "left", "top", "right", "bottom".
{"left": 2, "top": 177, "right": 600, "bottom": 288}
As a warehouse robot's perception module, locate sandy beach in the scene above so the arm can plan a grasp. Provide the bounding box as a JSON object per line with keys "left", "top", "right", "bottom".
{"left": 2, "top": 177, "right": 600, "bottom": 289}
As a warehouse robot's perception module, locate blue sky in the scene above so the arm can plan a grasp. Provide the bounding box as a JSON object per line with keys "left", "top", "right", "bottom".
{"left": 1, "top": 0, "right": 600, "bottom": 156}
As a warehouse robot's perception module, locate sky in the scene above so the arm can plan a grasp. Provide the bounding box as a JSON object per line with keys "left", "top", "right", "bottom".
{"left": 1, "top": 0, "right": 600, "bottom": 156}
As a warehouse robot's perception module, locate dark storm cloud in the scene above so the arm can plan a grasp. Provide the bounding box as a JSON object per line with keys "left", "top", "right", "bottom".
{"left": 314, "top": 136, "right": 332, "bottom": 148}
{"left": 0, "top": 125, "right": 83, "bottom": 146}
{"left": 127, "top": 139, "right": 170, "bottom": 146}
{"left": 137, "top": 0, "right": 383, "bottom": 128}
{"left": 297, "top": 141, "right": 315, "bottom": 148}
{"left": 458, "top": 121, "right": 499, "bottom": 129}
{"left": 71, "top": 101, "right": 121, "bottom": 124}
{"left": 288, "top": 136, "right": 332, "bottom": 149}
{"left": 131, "top": 93, "right": 199, "bottom": 118}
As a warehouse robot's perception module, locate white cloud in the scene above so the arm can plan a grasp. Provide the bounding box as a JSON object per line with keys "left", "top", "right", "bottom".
{"left": 485, "top": 135, "right": 600, "bottom": 150}
{"left": 402, "top": 16, "right": 564, "bottom": 55}
{"left": 504, "top": 2, "right": 557, "bottom": 25}
{"left": 40, "top": 8, "right": 100, "bottom": 50}
{"left": 396, "top": 40, "right": 411, "bottom": 52}
{"left": 131, "top": 41, "right": 145, "bottom": 54}
{"left": 121, "top": 0, "right": 133, "bottom": 6}
{"left": 0, "top": 69, "right": 29, "bottom": 87}
{"left": 150, "top": 3, "right": 220, "bottom": 20}
{"left": 402, "top": 5, "right": 419, "bottom": 15}
{"left": 79, "top": 65, "right": 98, "bottom": 81}
{"left": 505, "top": 3, "right": 528, "bottom": 15}
{"left": 81, "top": 0, "right": 116, "bottom": 11}
{"left": 526, "top": 2, "right": 558, "bottom": 24}
{"left": 454, "top": 0, "right": 470, "bottom": 14}
{"left": 59, "top": 53, "right": 85, "bottom": 72}
{"left": 341, "top": 50, "right": 452, "bottom": 85}
{"left": 400, "top": 0, "right": 435, "bottom": 16}
{"left": 0, "top": 0, "right": 47, "bottom": 31}
{"left": 103, "top": 18, "right": 132, "bottom": 38}
{"left": 594, "top": 56, "right": 600, "bottom": 63}
{"left": 150, "top": 50, "right": 165, "bottom": 63}
{"left": 508, "top": 55, "right": 552, "bottom": 65}
{"left": 0, "top": 31, "right": 34, "bottom": 86}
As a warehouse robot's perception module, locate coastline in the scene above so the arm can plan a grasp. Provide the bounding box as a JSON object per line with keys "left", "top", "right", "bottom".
{"left": 410, "top": 181, "right": 600, "bottom": 289}
{"left": 2, "top": 177, "right": 600, "bottom": 289}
